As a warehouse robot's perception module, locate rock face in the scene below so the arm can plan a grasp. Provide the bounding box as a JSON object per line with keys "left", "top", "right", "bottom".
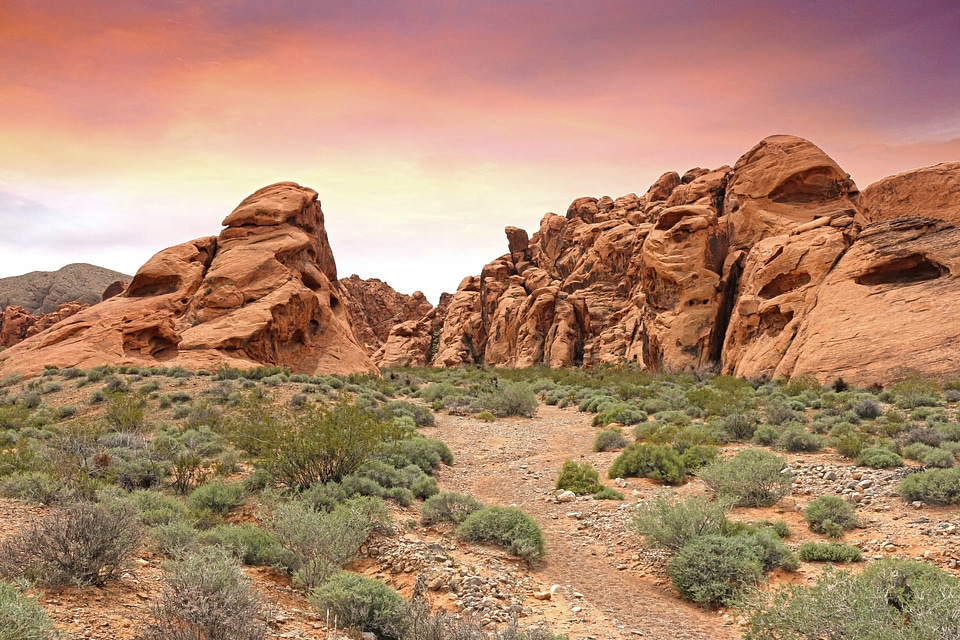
{"left": 859, "top": 162, "right": 960, "bottom": 226}
{"left": 0, "top": 263, "right": 130, "bottom": 315}
{"left": 426, "top": 135, "right": 960, "bottom": 385}
{"left": 338, "top": 275, "right": 433, "bottom": 354}
{"left": 0, "top": 183, "right": 376, "bottom": 377}
{"left": 0, "top": 302, "right": 91, "bottom": 348}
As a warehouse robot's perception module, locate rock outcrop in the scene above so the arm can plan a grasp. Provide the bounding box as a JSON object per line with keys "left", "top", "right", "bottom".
{"left": 425, "top": 135, "right": 960, "bottom": 385}
{"left": 338, "top": 275, "right": 433, "bottom": 354}
{"left": 0, "top": 183, "right": 376, "bottom": 377}
{"left": 0, "top": 301, "right": 91, "bottom": 348}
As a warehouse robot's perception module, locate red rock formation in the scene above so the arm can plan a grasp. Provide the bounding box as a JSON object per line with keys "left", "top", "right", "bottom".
{"left": 859, "top": 162, "right": 960, "bottom": 226}
{"left": 0, "top": 302, "right": 90, "bottom": 348}
{"left": 0, "top": 183, "right": 376, "bottom": 377}
{"left": 429, "top": 136, "right": 960, "bottom": 385}
{"left": 338, "top": 275, "right": 433, "bottom": 354}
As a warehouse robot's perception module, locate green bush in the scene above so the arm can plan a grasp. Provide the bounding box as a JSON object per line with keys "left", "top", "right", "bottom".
{"left": 420, "top": 492, "right": 483, "bottom": 525}
{"left": 187, "top": 481, "right": 244, "bottom": 516}
{"left": 631, "top": 493, "right": 729, "bottom": 551}
{"left": 608, "top": 443, "right": 686, "bottom": 485}
{"left": 103, "top": 393, "right": 146, "bottom": 431}
{"left": 139, "top": 547, "right": 267, "bottom": 640}
{"left": 555, "top": 460, "right": 601, "bottom": 495}
{"left": 593, "top": 428, "right": 628, "bottom": 452}
{"left": 0, "top": 500, "right": 143, "bottom": 586}
{"left": 128, "top": 490, "right": 188, "bottom": 526}
{"left": 456, "top": 506, "right": 545, "bottom": 562}
{"left": 798, "top": 541, "right": 863, "bottom": 563}
{"left": 592, "top": 404, "right": 646, "bottom": 427}
{"left": 897, "top": 466, "right": 960, "bottom": 505}
{"left": 593, "top": 486, "right": 624, "bottom": 500}
{"left": 479, "top": 380, "right": 537, "bottom": 418}
{"left": 267, "top": 496, "right": 389, "bottom": 589}
{"left": 267, "top": 402, "right": 395, "bottom": 490}
{"left": 476, "top": 411, "right": 496, "bottom": 422}
{"left": 309, "top": 571, "right": 407, "bottom": 639}
{"left": 669, "top": 534, "right": 763, "bottom": 608}
{"left": 198, "top": 523, "right": 289, "bottom": 567}
{"left": 724, "top": 411, "right": 761, "bottom": 441}
{"left": 803, "top": 496, "right": 858, "bottom": 538}
{"left": 855, "top": 447, "right": 904, "bottom": 469}
{"left": 745, "top": 559, "right": 960, "bottom": 640}
{"left": 0, "top": 472, "right": 65, "bottom": 504}
{"left": 779, "top": 427, "right": 821, "bottom": 452}
{"left": 699, "top": 449, "right": 792, "bottom": 507}
{"left": 743, "top": 529, "right": 799, "bottom": 572}
{"left": 0, "top": 580, "right": 58, "bottom": 640}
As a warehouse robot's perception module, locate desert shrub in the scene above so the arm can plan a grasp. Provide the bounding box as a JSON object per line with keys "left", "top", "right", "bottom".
{"left": 919, "top": 446, "right": 955, "bottom": 468}
{"left": 779, "top": 426, "right": 821, "bottom": 452}
{"left": 724, "top": 411, "right": 761, "bottom": 441}
{"left": 555, "top": 460, "right": 601, "bottom": 495}
{"left": 828, "top": 422, "right": 869, "bottom": 458}
{"left": 592, "top": 404, "right": 646, "bottom": 427}
{"left": 386, "top": 436, "right": 453, "bottom": 473}
{"left": 593, "top": 428, "right": 628, "bottom": 452}
{"left": 381, "top": 400, "right": 435, "bottom": 427}
{"left": 897, "top": 466, "right": 960, "bottom": 505}
{"left": 415, "top": 382, "right": 459, "bottom": 404}
{"left": 456, "top": 506, "right": 545, "bottom": 562}
{"left": 752, "top": 424, "right": 779, "bottom": 446}
{"left": 798, "top": 541, "right": 863, "bottom": 563}
{"left": 744, "top": 529, "right": 799, "bottom": 572}
{"left": 127, "top": 490, "right": 188, "bottom": 526}
{"left": 0, "top": 472, "right": 65, "bottom": 504}
{"left": 16, "top": 391, "right": 41, "bottom": 410}
{"left": 765, "top": 401, "right": 802, "bottom": 426}
{"left": 148, "top": 521, "right": 199, "bottom": 557}
{"left": 669, "top": 534, "right": 763, "bottom": 608}
{"left": 803, "top": 495, "right": 858, "bottom": 538}
{"left": 198, "top": 523, "right": 289, "bottom": 567}
{"left": 115, "top": 458, "right": 168, "bottom": 491}
{"left": 892, "top": 375, "right": 941, "bottom": 409}
{"left": 904, "top": 425, "right": 945, "bottom": 447}
{"left": 267, "top": 402, "right": 395, "bottom": 490}
{"left": 0, "top": 580, "right": 58, "bottom": 640}
{"left": 421, "top": 492, "right": 483, "bottom": 525}
{"left": 744, "top": 559, "right": 960, "bottom": 640}
{"left": 476, "top": 411, "right": 496, "bottom": 422}
{"left": 680, "top": 443, "right": 719, "bottom": 470}
{"left": 593, "top": 486, "right": 624, "bottom": 500}
{"left": 138, "top": 547, "right": 266, "bottom": 640}
{"left": 856, "top": 447, "right": 904, "bottom": 469}
{"left": 267, "top": 496, "right": 389, "bottom": 589}
{"left": 699, "top": 449, "right": 792, "bottom": 507}
{"left": 608, "top": 443, "right": 686, "bottom": 485}
{"left": 852, "top": 397, "right": 882, "bottom": 420}
{"left": 0, "top": 500, "right": 143, "bottom": 586}
{"left": 631, "top": 493, "right": 729, "bottom": 551}
{"left": 309, "top": 571, "right": 407, "bottom": 639}
{"left": 187, "top": 481, "right": 244, "bottom": 516}
{"left": 479, "top": 380, "right": 537, "bottom": 418}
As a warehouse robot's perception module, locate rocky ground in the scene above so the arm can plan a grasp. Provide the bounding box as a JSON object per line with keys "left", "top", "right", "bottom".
{"left": 1, "top": 395, "right": 959, "bottom": 639}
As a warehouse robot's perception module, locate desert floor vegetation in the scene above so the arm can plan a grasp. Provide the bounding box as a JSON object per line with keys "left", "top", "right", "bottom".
{"left": 0, "top": 363, "right": 958, "bottom": 638}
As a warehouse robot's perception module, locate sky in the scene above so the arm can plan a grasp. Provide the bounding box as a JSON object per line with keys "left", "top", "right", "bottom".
{"left": 1, "top": 1, "right": 958, "bottom": 304}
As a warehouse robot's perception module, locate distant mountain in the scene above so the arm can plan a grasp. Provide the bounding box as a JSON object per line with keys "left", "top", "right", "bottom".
{"left": 0, "top": 263, "right": 131, "bottom": 314}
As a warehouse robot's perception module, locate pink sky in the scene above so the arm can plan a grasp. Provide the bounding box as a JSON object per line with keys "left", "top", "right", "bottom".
{"left": 1, "top": 0, "right": 958, "bottom": 302}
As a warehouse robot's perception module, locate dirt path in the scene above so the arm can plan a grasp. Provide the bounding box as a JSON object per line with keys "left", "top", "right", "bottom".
{"left": 431, "top": 405, "right": 740, "bottom": 640}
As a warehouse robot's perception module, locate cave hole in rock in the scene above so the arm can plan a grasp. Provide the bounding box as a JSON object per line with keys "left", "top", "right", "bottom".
{"left": 758, "top": 272, "right": 811, "bottom": 299}
{"left": 855, "top": 254, "right": 948, "bottom": 286}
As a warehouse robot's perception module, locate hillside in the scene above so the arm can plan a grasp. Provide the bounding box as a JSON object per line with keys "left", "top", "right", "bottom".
{"left": 0, "top": 263, "right": 129, "bottom": 314}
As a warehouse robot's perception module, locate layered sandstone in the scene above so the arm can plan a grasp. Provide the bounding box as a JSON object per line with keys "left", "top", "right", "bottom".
{"left": 0, "top": 183, "right": 376, "bottom": 377}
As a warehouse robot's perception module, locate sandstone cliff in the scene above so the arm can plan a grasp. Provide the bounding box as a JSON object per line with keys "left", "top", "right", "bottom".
{"left": 419, "top": 135, "right": 960, "bottom": 386}
{"left": 0, "top": 183, "right": 376, "bottom": 377}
